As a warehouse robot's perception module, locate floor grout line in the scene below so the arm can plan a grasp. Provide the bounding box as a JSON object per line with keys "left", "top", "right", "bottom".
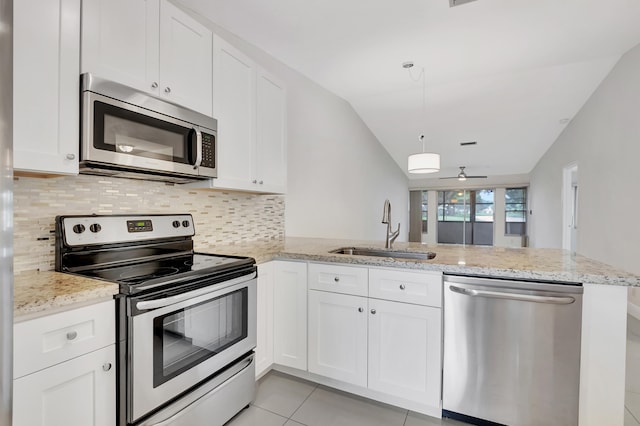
{"left": 627, "top": 405, "right": 640, "bottom": 425}
{"left": 286, "top": 383, "right": 319, "bottom": 424}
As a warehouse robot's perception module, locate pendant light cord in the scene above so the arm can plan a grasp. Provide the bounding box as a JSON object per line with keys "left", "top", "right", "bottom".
{"left": 408, "top": 66, "right": 427, "bottom": 153}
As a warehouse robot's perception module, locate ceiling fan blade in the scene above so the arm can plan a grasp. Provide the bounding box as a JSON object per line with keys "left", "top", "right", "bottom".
{"left": 438, "top": 175, "right": 488, "bottom": 180}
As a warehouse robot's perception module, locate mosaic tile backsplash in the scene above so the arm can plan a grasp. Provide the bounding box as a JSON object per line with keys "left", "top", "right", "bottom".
{"left": 14, "top": 175, "right": 285, "bottom": 273}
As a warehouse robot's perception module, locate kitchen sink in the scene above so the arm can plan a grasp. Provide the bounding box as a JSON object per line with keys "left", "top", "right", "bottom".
{"left": 329, "top": 247, "right": 436, "bottom": 260}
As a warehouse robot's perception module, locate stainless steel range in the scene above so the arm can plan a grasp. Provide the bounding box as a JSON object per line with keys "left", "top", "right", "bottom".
{"left": 55, "top": 214, "right": 257, "bottom": 426}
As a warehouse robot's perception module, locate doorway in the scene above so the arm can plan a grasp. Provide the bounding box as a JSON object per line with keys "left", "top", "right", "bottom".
{"left": 562, "top": 163, "right": 578, "bottom": 254}
{"left": 436, "top": 189, "right": 494, "bottom": 246}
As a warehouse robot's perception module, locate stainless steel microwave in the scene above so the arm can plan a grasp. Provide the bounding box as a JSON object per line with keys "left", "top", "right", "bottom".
{"left": 80, "top": 74, "right": 216, "bottom": 183}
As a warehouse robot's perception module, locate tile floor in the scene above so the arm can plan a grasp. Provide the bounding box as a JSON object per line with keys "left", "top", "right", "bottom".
{"left": 228, "top": 314, "right": 640, "bottom": 426}
{"left": 225, "top": 371, "right": 466, "bottom": 426}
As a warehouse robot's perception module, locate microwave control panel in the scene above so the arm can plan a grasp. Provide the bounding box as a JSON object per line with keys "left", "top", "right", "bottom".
{"left": 201, "top": 132, "right": 215, "bottom": 169}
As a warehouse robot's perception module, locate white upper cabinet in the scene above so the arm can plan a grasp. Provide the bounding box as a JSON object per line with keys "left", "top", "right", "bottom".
{"left": 211, "top": 35, "right": 256, "bottom": 188}
{"left": 190, "top": 35, "right": 287, "bottom": 194}
{"left": 159, "top": 0, "right": 212, "bottom": 115}
{"left": 13, "top": 0, "right": 81, "bottom": 175}
{"left": 256, "top": 68, "right": 287, "bottom": 192}
{"left": 81, "top": 0, "right": 159, "bottom": 94}
{"left": 81, "top": 0, "right": 213, "bottom": 116}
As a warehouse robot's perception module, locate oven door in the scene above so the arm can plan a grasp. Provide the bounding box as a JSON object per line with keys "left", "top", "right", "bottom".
{"left": 82, "top": 91, "right": 216, "bottom": 178}
{"left": 129, "top": 272, "right": 256, "bottom": 423}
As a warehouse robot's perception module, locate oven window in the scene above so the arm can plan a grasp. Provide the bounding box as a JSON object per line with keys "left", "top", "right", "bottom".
{"left": 93, "top": 101, "right": 196, "bottom": 164}
{"left": 153, "top": 288, "right": 248, "bottom": 387}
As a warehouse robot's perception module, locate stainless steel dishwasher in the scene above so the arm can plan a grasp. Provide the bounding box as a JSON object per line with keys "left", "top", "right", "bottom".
{"left": 442, "top": 274, "right": 583, "bottom": 426}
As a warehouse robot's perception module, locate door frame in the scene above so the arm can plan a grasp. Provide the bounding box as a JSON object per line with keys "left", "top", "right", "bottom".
{"left": 562, "top": 162, "right": 578, "bottom": 253}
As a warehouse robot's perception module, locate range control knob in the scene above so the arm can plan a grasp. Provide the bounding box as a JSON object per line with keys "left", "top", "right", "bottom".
{"left": 182, "top": 220, "right": 190, "bottom": 228}
{"left": 72, "top": 224, "right": 85, "bottom": 234}
{"left": 172, "top": 220, "right": 181, "bottom": 228}
{"left": 89, "top": 223, "right": 102, "bottom": 233}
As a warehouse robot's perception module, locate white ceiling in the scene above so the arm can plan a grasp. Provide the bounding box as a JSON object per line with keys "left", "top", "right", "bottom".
{"left": 182, "top": 0, "right": 640, "bottom": 179}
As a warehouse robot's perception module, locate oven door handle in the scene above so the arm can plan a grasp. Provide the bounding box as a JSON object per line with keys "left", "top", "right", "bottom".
{"left": 135, "top": 271, "right": 256, "bottom": 311}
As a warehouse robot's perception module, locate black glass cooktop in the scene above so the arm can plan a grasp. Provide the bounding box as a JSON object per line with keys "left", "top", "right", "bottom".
{"left": 79, "top": 253, "right": 254, "bottom": 290}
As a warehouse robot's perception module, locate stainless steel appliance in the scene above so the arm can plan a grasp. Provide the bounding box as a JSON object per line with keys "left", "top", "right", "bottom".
{"left": 80, "top": 74, "right": 217, "bottom": 183}
{"left": 0, "top": 0, "right": 13, "bottom": 424}
{"left": 443, "top": 275, "right": 583, "bottom": 426}
{"left": 56, "top": 214, "right": 256, "bottom": 426}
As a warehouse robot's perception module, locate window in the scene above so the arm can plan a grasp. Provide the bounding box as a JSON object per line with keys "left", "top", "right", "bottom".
{"left": 437, "top": 191, "right": 470, "bottom": 222}
{"left": 474, "top": 189, "right": 494, "bottom": 223}
{"left": 505, "top": 187, "right": 527, "bottom": 235}
{"left": 421, "top": 191, "right": 428, "bottom": 233}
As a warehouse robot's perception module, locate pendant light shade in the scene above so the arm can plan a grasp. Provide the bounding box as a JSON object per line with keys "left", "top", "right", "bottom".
{"left": 408, "top": 152, "right": 440, "bottom": 174}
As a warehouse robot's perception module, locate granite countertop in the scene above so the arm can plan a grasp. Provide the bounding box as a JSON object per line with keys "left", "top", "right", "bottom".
{"left": 201, "top": 237, "right": 640, "bottom": 287}
{"left": 14, "top": 270, "right": 119, "bottom": 319}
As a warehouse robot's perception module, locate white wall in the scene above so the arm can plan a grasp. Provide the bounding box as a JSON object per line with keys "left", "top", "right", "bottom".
{"left": 529, "top": 42, "right": 640, "bottom": 277}
{"left": 179, "top": 2, "right": 409, "bottom": 241}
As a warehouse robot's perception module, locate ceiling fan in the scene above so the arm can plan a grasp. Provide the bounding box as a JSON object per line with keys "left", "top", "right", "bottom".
{"left": 439, "top": 166, "right": 487, "bottom": 181}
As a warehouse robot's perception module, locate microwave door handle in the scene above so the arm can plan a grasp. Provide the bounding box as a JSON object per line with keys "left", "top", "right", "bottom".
{"left": 192, "top": 127, "right": 202, "bottom": 168}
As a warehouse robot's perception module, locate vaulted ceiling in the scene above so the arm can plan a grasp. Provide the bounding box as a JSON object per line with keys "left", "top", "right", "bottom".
{"left": 182, "top": 0, "right": 640, "bottom": 179}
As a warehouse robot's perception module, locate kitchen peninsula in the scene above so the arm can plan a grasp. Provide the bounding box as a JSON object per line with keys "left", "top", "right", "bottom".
{"left": 206, "top": 237, "right": 637, "bottom": 426}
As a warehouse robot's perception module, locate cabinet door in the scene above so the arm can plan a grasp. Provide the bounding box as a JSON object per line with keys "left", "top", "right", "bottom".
{"left": 273, "top": 261, "right": 307, "bottom": 370}
{"left": 256, "top": 262, "right": 274, "bottom": 377}
{"left": 368, "top": 299, "right": 441, "bottom": 407}
{"left": 159, "top": 0, "right": 213, "bottom": 116}
{"left": 81, "top": 0, "right": 160, "bottom": 94}
{"left": 308, "top": 290, "right": 367, "bottom": 387}
{"left": 211, "top": 35, "right": 256, "bottom": 191}
{"left": 13, "top": 0, "right": 80, "bottom": 175}
{"left": 256, "top": 68, "right": 287, "bottom": 193}
{"left": 13, "top": 345, "right": 116, "bottom": 426}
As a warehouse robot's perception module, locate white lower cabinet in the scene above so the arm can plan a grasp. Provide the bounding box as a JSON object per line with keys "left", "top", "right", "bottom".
{"left": 13, "top": 345, "right": 116, "bottom": 426}
{"left": 368, "top": 299, "right": 441, "bottom": 405}
{"left": 273, "top": 261, "right": 308, "bottom": 370}
{"left": 13, "top": 300, "right": 116, "bottom": 426}
{"left": 308, "top": 290, "right": 367, "bottom": 386}
{"left": 305, "top": 263, "right": 443, "bottom": 414}
{"left": 256, "top": 262, "right": 275, "bottom": 377}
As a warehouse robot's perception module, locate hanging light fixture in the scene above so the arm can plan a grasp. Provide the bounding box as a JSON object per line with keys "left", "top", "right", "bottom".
{"left": 405, "top": 62, "right": 440, "bottom": 174}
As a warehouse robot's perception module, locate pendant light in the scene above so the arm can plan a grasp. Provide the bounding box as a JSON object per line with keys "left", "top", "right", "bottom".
{"left": 406, "top": 63, "right": 440, "bottom": 174}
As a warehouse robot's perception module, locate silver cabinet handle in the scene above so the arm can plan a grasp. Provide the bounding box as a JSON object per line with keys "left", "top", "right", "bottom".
{"left": 252, "top": 180, "right": 257, "bottom": 184}
{"left": 358, "top": 307, "right": 363, "bottom": 313}
{"left": 448, "top": 285, "right": 576, "bottom": 305}
{"left": 66, "top": 153, "right": 75, "bottom": 160}
{"left": 164, "top": 86, "right": 171, "bottom": 93}
{"left": 102, "top": 363, "right": 112, "bottom": 372}
{"left": 151, "top": 81, "right": 158, "bottom": 89}
{"left": 334, "top": 277, "right": 340, "bottom": 282}
{"left": 399, "top": 284, "right": 406, "bottom": 290}
{"left": 259, "top": 180, "right": 263, "bottom": 185}
{"left": 192, "top": 127, "right": 202, "bottom": 169}
{"left": 370, "top": 309, "right": 377, "bottom": 314}
{"left": 66, "top": 331, "right": 78, "bottom": 340}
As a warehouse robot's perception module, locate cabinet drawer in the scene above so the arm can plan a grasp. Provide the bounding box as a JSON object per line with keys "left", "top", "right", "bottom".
{"left": 308, "top": 263, "right": 368, "bottom": 296}
{"left": 14, "top": 300, "right": 115, "bottom": 378}
{"left": 369, "top": 269, "right": 442, "bottom": 307}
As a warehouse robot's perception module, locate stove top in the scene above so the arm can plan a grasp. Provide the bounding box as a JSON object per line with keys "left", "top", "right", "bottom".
{"left": 55, "top": 214, "right": 256, "bottom": 296}
{"left": 77, "top": 252, "right": 255, "bottom": 294}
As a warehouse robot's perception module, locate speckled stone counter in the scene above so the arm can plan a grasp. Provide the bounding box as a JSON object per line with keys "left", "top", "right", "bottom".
{"left": 14, "top": 271, "right": 119, "bottom": 319}
{"left": 202, "top": 237, "right": 640, "bottom": 287}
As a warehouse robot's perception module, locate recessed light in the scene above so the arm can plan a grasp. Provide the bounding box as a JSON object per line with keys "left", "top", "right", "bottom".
{"left": 402, "top": 61, "right": 414, "bottom": 69}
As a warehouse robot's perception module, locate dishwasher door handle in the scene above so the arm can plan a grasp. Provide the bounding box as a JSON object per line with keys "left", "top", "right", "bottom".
{"left": 448, "top": 285, "right": 576, "bottom": 305}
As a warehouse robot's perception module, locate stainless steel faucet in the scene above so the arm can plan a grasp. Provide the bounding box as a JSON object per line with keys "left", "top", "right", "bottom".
{"left": 382, "top": 199, "right": 400, "bottom": 249}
